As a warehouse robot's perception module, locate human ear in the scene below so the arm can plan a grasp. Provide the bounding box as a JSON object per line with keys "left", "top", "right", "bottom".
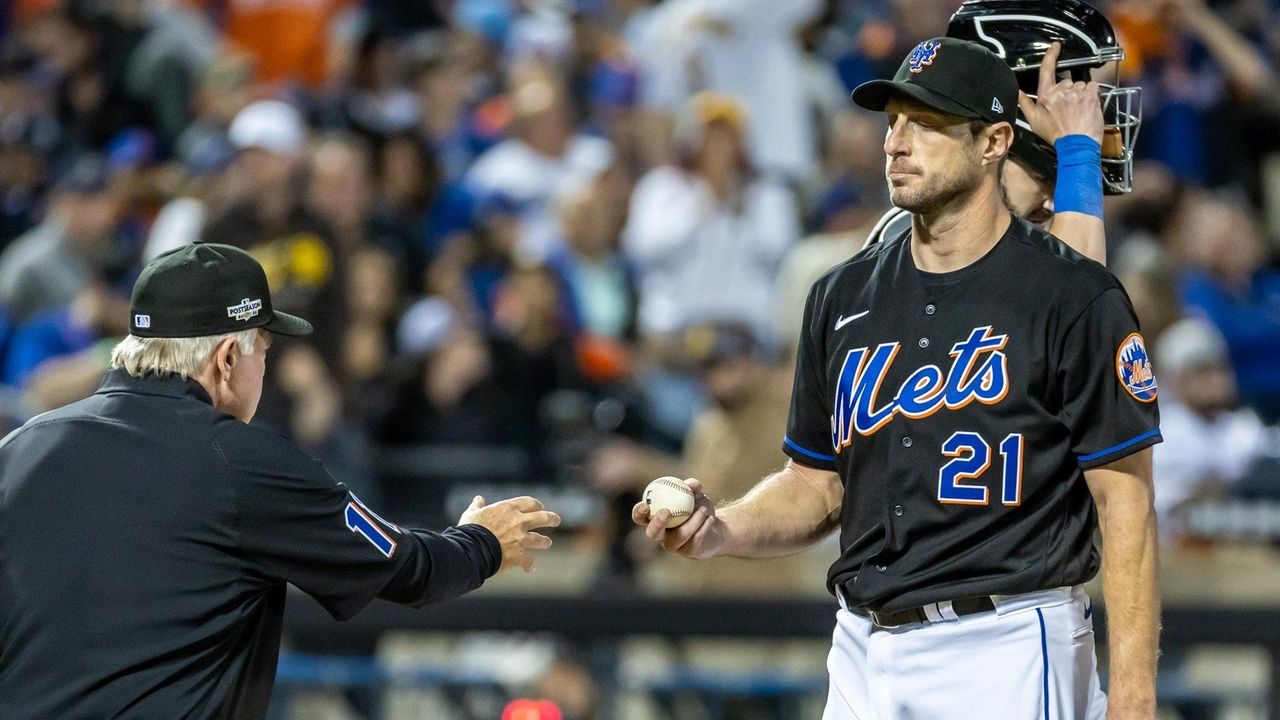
{"left": 214, "top": 337, "right": 241, "bottom": 382}
{"left": 983, "top": 123, "right": 1014, "bottom": 165}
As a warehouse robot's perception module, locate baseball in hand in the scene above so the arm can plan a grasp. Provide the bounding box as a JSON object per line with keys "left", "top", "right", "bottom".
{"left": 643, "top": 476, "right": 695, "bottom": 528}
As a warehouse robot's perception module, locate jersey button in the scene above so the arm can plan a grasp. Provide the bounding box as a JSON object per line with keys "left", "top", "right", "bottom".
{"left": 901, "top": 437, "right": 913, "bottom": 448}
{"left": 894, "top": 505, "right": 904, "bottom": 517}
{"left": 918, "top": 338, "right": 929, "bottom": 348}
{"left": 925, "top": 304, "right": 936, "bottom": 315}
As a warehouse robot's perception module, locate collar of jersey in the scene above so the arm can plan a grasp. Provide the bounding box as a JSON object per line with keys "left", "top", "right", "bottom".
{"left": 911, "top": 213, "right": 1021, "bottom": 287}
{"left": 96, "top": 368, "right": 215, "bottom": 407}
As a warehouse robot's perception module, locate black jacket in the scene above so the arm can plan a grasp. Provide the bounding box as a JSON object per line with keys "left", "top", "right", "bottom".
{"left": 0, "top": 370, "right": 500, "bottom": 719}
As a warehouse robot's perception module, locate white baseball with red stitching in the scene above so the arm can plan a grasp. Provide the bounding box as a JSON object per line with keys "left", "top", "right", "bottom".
{"left": 643, "top": 476, "right": 695, "bottom": 528}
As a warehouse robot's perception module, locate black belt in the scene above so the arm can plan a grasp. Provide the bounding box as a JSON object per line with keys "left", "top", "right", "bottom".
{"left": 855, "top": 596, "right": 997, "bottom": 630}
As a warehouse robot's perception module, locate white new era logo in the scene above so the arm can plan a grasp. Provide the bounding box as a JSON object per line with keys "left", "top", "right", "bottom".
{"left": 992, "top": 97, "right": 1004, "bottom": 114}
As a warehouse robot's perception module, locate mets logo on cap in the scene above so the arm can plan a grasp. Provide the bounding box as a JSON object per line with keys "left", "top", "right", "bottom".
{"left": 1116, "top": 333, "right": 1157, "bottom": 402}
{"left": 908, "top": 40, "right": 941, "bottom": 74}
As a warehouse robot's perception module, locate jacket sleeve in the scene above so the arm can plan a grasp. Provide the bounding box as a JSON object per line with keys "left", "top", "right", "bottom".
{"left": 214, "top": 421, "right": 501, "bottom": 620}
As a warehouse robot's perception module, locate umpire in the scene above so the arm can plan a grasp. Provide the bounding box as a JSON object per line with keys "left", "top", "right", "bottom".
{"left": 0, "top": 243, "right": 561, "bottom": 719}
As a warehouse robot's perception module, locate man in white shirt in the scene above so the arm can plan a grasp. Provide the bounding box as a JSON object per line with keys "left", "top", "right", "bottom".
{"left": 465, "top": 71, "right": 613, "bottom": 260}
{"left": 635, "top": 0, "right": 826, "bottom": 184}
{"left": 1153, "top": 317, "right": 1270, "bottom": 537}
{"left": 623, "top": 93, "right": 798, "bottom": 345}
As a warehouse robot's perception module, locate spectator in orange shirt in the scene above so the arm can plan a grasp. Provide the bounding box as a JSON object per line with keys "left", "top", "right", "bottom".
{"left": 222, "top": 0, "right": 354, "bottom": 90}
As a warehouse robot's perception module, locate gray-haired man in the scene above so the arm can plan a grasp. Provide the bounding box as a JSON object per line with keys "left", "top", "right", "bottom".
{"left": 0, "top": 243, "right": 560, "bottom": 719}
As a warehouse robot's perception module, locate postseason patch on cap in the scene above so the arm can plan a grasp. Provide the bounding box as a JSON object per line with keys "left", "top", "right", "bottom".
{"left": 227, "top": 298, "right": 263, "bottom": 322}
{"left": 1116, "top": 333, "right": 1157, "bottom": 402}
{"left": 907, "top": 40, "right": 941, "bottom": 74}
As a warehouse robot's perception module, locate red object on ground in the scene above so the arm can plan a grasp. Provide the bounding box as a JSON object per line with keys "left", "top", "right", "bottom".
{"left": 502, "top": 698, "right": 564, "bottom": 720}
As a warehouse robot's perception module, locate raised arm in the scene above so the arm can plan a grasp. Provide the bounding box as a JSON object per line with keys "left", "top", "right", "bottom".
{"left": 1017, "top": 42, "right": 1107, "bottom": 264}
{"left": 633, "top": 458, "right": 842, "bottom": 560}
{"left": 1167, "top": 0, "right": 1273, "bottom": 100}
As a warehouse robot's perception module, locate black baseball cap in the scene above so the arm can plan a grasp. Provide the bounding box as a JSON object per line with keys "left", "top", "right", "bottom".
{"left": 129, "top": 243, "right": 313, "bottom": 338}
{"left": 851, "top": 37, "right": 1018, "bottom": 125}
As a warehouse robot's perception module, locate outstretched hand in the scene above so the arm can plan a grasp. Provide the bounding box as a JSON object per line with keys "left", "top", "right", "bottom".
{"left": 460, "top": 495, "right": 561, "bottom": 573}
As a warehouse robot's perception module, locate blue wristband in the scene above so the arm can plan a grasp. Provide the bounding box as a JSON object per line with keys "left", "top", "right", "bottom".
{"left": 1053, "top": 135, "right": 1104, "bottom": 219}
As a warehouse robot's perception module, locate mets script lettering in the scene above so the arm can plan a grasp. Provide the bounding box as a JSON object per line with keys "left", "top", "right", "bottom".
{"left": 831, "top": 326, "right": 1009, "bottom": 452}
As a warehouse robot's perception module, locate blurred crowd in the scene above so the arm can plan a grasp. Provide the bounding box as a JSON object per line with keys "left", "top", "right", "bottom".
{"left": 3, "top": 0, "right": 1280, "bottom": 578}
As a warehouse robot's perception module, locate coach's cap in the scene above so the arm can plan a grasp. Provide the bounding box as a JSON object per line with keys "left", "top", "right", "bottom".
{"left": 851, "top": 37, "right": 1018, "bottom": 126}
{"left": 129, "top": 243, "right": 312, "bottom": 338}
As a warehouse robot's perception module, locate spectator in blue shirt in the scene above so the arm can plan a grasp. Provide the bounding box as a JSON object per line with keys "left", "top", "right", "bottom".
{"left": 1174, "top": 192, "right": 1280, "bottom": 421}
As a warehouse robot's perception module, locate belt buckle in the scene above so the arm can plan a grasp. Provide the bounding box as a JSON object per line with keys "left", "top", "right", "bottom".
{"left": 867, "top": 609, "right": 911, "bottom": 630}
{"left": 868, "top": 610, "right": 896, "bottom": 629}
{"left": 869, "top": 597, "right": 996, "bottom": 630}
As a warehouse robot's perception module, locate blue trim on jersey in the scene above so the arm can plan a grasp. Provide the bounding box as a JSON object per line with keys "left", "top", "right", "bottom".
{"left": 1037, "top": 608, "right": 1050, "bottom": 720}
{"left": 1077, "top": 428, "right": 1161, "bottom": 464}
{"left": 784, "top": 436, "right": 836, "bottom": 462}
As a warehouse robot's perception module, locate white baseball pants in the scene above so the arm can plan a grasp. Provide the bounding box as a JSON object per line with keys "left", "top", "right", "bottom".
{"left": 822, "top": 586, "right": 1107, "bottom": 720}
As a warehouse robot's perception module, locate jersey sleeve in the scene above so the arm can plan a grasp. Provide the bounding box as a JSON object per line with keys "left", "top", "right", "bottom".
{"left": 1058, "top": 287, "right": 1162, "bottom": 469}
{"left": 214, "top": 422, "right": 501, "bottom": 620}
{"left": 783, "top": 283, "right": 837, "bottom": 471}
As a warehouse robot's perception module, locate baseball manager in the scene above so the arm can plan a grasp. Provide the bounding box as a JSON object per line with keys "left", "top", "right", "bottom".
{"left": 0, "top": 243, "right": 560, "bottom": 719}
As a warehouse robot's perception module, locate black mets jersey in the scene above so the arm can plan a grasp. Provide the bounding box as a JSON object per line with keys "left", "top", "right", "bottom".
{"left": 783, "top": 215, "right": 1160, "bottom": 613}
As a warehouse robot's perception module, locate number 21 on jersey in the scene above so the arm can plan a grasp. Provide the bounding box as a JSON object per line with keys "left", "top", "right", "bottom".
{"left": 937, "top": 431, "right": 1024, "bottom": 506}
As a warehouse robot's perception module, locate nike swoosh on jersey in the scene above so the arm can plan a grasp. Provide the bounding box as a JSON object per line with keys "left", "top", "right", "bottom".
{"left": 835, "top": 311, "right": 870, "bottom": 330}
